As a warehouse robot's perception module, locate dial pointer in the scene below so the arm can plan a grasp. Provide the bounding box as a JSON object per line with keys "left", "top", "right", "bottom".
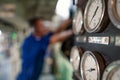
{"left": 89, "top": 6, "right": 99, "bottom": 25}
{"left": 86, "top": 68, "right": 95, "bottom": 72}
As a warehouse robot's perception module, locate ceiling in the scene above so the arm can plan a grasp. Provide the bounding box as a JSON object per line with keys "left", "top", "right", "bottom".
{"left": 0, "top": 0, "right": 58, "bottom": 30}
{"left": 0, "top": 0, "right": 58, "bottom": 20}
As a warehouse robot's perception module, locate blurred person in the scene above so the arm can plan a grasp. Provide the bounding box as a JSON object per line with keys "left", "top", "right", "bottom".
{"left": 52, "top": 11, "right": 74, "bottom": 80}
{"left": 17, "top": 17, "right": 72, "bottom": 80}
{"left": 61, "top": 8, "right": 74, "bottom": 60}
{"left": 61, "top": 23, "right": 73, "bottom": 60}
{"left": 60, "top": 8, "right": 80, "bottom": 80}
{"left": 52, "top": 43, "right": 73, "bottom": 80}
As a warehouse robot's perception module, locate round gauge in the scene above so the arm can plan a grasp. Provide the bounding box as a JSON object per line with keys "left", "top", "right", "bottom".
{"left": 73, "top": 8, "right": 84, "bottom": 35}
{"left": 102, "top": 60, "right": 120, "bottom": 80}
{"left": 108, "top": 0, "right": 120, "bottom": 29}
{"left": 84, "top": 0, "right": 108, "bottom": 33}
{"left": 80, "top": 51, "right": 105, "bottom": 80}
{"left": 70, "top": 46, "right": 83, "bottom": 72}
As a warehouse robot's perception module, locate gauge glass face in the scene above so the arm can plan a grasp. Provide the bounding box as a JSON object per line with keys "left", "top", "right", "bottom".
{"left": 73, "top": 10, "right": 83, "bottom": 34}
{"left": 83, "top": 54, "right": 98, "bottom": 80}
{"left": 70, "top": 47, "right": 80, "bottom": 71}
{"left": 87, "top": 0, "right": 103, "bottom": 30}
{"left": 108, "top": 67, "right": 120, "bottom": 80}
{"left": 116, "top": 0, "right": 120, "bottom": 18}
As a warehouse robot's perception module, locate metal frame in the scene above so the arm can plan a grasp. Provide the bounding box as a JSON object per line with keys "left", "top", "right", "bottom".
{"left": 73, "top": 8, "right": 84, "bottom": 35}
{"left": 84, "top": 0, "right": 106, "bottom": 33}
{"left": 108, "top": 0, "right": 120, "bottom": 29}
{"left": 80, "top": 51, "right": 105, "bottom": 80}
{"left": 70, "top": 46, "right": 83, "bottom": 72}
{"left": 70, "top": 46, "right": 83, "bottom": 80}
{"left": 102, "top": 60, "right": 120, "bottom": 80}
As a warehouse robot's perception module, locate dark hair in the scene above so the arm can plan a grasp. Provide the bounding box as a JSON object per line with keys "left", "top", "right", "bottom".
{"left": 29, "top": 17, "right": 44, "bottom": 27}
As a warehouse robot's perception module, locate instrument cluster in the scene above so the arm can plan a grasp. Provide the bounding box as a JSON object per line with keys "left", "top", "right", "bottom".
{"left": 71, "top": 0, "right": 120, "bottom": 80}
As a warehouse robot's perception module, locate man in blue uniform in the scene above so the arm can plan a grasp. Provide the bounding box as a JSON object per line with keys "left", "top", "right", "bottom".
{"left": 17, "top": 17, "right": 72, "bottom": 80}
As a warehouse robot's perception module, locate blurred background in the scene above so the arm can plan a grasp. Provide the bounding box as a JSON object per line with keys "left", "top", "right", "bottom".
{"left": 0, "top": 0, "right": 77, "bottom": 80}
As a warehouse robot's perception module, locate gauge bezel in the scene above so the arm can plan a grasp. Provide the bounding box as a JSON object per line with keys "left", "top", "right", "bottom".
{"left": 70, "top": 46, "right": 83, "bottom": 72}
{"left": 70, "top": 46, "right": 83, "bottom": 79}
{"left": 73, "top": 8, "right": 84, "bottom": 35}
{"left": 84, "top": 0, "right": 109, "bottom": 33}
{"left": 80, "top": 51, "right": 106, "bottom": 80}
{"left": 108, "top": 0, "right": 120, "bottom": 29}
{"left": 102, "top": 60, "right": 120, "bottom": 80}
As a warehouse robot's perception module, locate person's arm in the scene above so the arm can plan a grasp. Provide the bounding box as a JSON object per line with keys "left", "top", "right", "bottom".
{"left": 50, "top": 29, "right": 73, "bottom": 44}
{"left": 54, "top": 19, "right": 71, "bottom": 33}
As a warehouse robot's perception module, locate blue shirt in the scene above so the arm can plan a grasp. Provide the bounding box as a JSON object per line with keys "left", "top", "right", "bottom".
{"left": 17, "top": 32, "right": 53, "bottom": 80}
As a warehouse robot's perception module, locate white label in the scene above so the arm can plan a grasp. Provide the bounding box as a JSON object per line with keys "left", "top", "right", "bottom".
{"left": 76, "top": 36, "right": 87, "bottom": 43}
{"left": 88, "top": 37, "right": 109, "bottom": 45}
{"left": 115, "top": 36, "right": 120, "bottom": 46}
